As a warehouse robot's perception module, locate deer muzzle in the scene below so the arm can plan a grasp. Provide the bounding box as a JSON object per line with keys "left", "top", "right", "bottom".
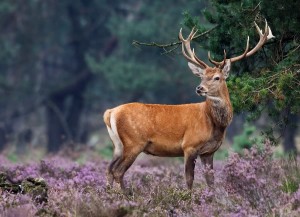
{"left": 196, "top": 85, "right": 208, "bottom": 96}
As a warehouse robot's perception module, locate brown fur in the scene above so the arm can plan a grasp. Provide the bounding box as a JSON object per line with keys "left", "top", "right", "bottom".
{"left": 103, "top": 66, "right": 233, "bottom": 190}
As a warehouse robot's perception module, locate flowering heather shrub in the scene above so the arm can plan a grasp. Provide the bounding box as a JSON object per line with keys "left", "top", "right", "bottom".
{"left": 223, "top": 141, "right": 283, "bottom": 214}
{"left": 0, "top": 141, "right": 300, "bottom": 216}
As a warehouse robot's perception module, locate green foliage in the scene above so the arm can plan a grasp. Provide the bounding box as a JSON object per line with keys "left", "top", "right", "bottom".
{"left": 87, "top": 55, "right": 165, "bottom": 102}
{"left": 7, "top": 153, "right": 18, "bottom": 163}
{"left": 232, "top": 123, "right": 263, "bottom": 153}
{"left": 87, "top": 0, "right": 205, "bottom": 104}
{"left": 99, "top": 144, "right": 113, "bottom": 159}
{"left": 281, "top": 159, "right": 300, "bottom": 193}
{"left": 282, "top": 177, "right": 299, "bottom": 194}
{"left": 184, "top": 0, "right": 300, "bottom": 141}
{"left": 214, "top": 148, "right": 228, "bottom": 160}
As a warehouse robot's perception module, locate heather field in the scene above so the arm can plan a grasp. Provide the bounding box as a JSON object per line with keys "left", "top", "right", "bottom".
{"left": 0, "top": 142, "right": 300, "bottom": 217}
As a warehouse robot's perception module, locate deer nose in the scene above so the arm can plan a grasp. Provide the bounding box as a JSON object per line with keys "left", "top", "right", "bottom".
{"left": 196, "top": 85, "right": 205, "bottom": 93}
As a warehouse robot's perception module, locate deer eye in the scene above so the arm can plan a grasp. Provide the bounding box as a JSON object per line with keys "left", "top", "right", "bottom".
{"left": 214, "top": 76, "right": 220, "bottom": 81}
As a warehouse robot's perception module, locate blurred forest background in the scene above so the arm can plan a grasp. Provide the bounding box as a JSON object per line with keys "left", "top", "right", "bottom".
{"left": 0, "top": 0, "right": 299, "bottom": 158}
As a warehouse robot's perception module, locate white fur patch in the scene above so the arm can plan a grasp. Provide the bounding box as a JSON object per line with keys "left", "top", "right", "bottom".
{"left": 107, "top": 113, "right": 123, "bottom": 158}
{"left": 207, "top": 95, "right": 222, "bottom": 102}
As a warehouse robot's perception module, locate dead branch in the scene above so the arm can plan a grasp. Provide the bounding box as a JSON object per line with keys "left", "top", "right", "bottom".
{"left": 132, "top": 25, "right": 219, "bottom": 51}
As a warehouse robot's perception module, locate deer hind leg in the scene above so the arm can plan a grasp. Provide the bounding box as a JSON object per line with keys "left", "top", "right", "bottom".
{"left": 184, "top": 149, "right": 198, "bottom": 190}
{"left": 200, "top": 154, "right": 214, "bottom": 187}
{"left": 112, "top": 147, "right": 141, "bottom": 191}
{"left": 106, "top": 155, "right": 120, "bottom": 188}
{"left": 105, "top": 114, "right": 124, "bottom": 188}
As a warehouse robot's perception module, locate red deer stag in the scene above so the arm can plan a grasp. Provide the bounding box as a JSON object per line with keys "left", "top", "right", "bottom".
{"left": 103, "top": 20, "right": 274, "bottom": 190}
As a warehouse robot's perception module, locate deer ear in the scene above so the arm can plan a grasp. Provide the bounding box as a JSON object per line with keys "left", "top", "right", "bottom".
{"left": 188, "top": 62, "right": 204, "bottom": 77}
{"left": 222, "top": 60, "right": 231, "bottom": 79}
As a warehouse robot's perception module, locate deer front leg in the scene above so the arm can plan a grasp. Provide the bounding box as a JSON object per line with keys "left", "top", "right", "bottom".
{"left": 200, "top": 154, "right": 214, "bottom": 187}
{"left": 184, "top": 149, "right": 197, "bottom": 190}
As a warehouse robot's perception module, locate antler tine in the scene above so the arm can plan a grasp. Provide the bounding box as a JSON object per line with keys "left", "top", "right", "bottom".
{"left": 209, "top": 36, "right": 250, "bottom": 67}
{"left": 208, "top": 51, "right": 219, "bottom": 66}
{"left": 188, "top": 27, "right": 198, "bottom": 40}
{"left": 179, "top": 27, "right": 197, "bottom": 42}
{"left": 179, "top": 28, "right": 195, "bottom": 60}
{"left": 208, "top": 49, "right": 228, "bottom": 68}
{"left": 182, "top": 29, "right": 197, "bottom": 58}
{"left": 220, "top": 50, "right": 227, "bottom": 68}
{"left": 264, "top": 19, "right": 269, "bottom": 37}
{"left": 179, "top": 29, "right": 199, "bottom": 66}
{"left": 179, "top": 27, "right": 208, "bottom": 69}
{"left": 242, "top": 19, "right": 274, "bottom": 58}
{"left": 254, "top": 21, "right": 263, "bottom": 37}
{"left": 229, "top": 36, "right": 250, "bottom": 63}
{"left": 208, "top": 20, "right": 274, "bottom": 67}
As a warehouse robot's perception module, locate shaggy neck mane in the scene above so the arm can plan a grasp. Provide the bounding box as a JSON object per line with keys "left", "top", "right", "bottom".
{"left": 205, "top": 87, "right": 233, "bottom": 128}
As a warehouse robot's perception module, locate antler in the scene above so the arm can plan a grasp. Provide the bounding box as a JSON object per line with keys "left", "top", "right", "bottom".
{"left": 208, "top": 49, "right": 228, "bottom": 69}
{"left": 208, "top": 19, "right": 274, "bottom": 68}
{"left": 179, "top": 27, "right": 209, "bottom": 69}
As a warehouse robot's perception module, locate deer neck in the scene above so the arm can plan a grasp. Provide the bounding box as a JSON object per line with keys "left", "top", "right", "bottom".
{"left": 205, "top": 86, "right": 233, "bottom": 128}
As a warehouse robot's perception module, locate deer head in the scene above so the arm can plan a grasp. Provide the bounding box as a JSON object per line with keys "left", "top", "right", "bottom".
{"left": 179, "top": 20, "right": 274, "bottom": 100}
{"left": 187, "top": 60, "right": 231, "bottom": 100}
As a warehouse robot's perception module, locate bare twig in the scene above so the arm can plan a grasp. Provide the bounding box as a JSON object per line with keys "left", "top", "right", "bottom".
{"left": 132, "top": 25, "right": 219, "bottom": 50}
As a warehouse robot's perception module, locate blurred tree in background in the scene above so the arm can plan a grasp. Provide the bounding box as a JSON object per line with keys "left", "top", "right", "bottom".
{"left": 0, "top": 0, "right": 117, "bottom": 152}
{"left": 0, "top": 0, "right": 205, "bottom": 153}
{"left": 182, "top": 0, "right": 299, "bottom": 153}
{"left": 87, "top": 0, "right": 207, "bottom": 104}
{"left": 0, "top": 0, "right": 298, "bottom": 154}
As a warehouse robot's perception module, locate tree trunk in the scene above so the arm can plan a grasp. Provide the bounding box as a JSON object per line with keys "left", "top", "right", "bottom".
{"left": 16, "top": 129, "right": 32, "bottom": 155}
{"left": 0, "top": 126, "right": 7, "bottom": 152}
{"left": 66, "top": 91, "right": 85, "bottom": 145}
{"left": 283, "top": 114, "right": 298, "bottom": 154}
{"left": 45, "top": 4, "right": 91, "bottom": 152}
{"left": 46, "top": 96, "right": 67, "bottom": 153}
